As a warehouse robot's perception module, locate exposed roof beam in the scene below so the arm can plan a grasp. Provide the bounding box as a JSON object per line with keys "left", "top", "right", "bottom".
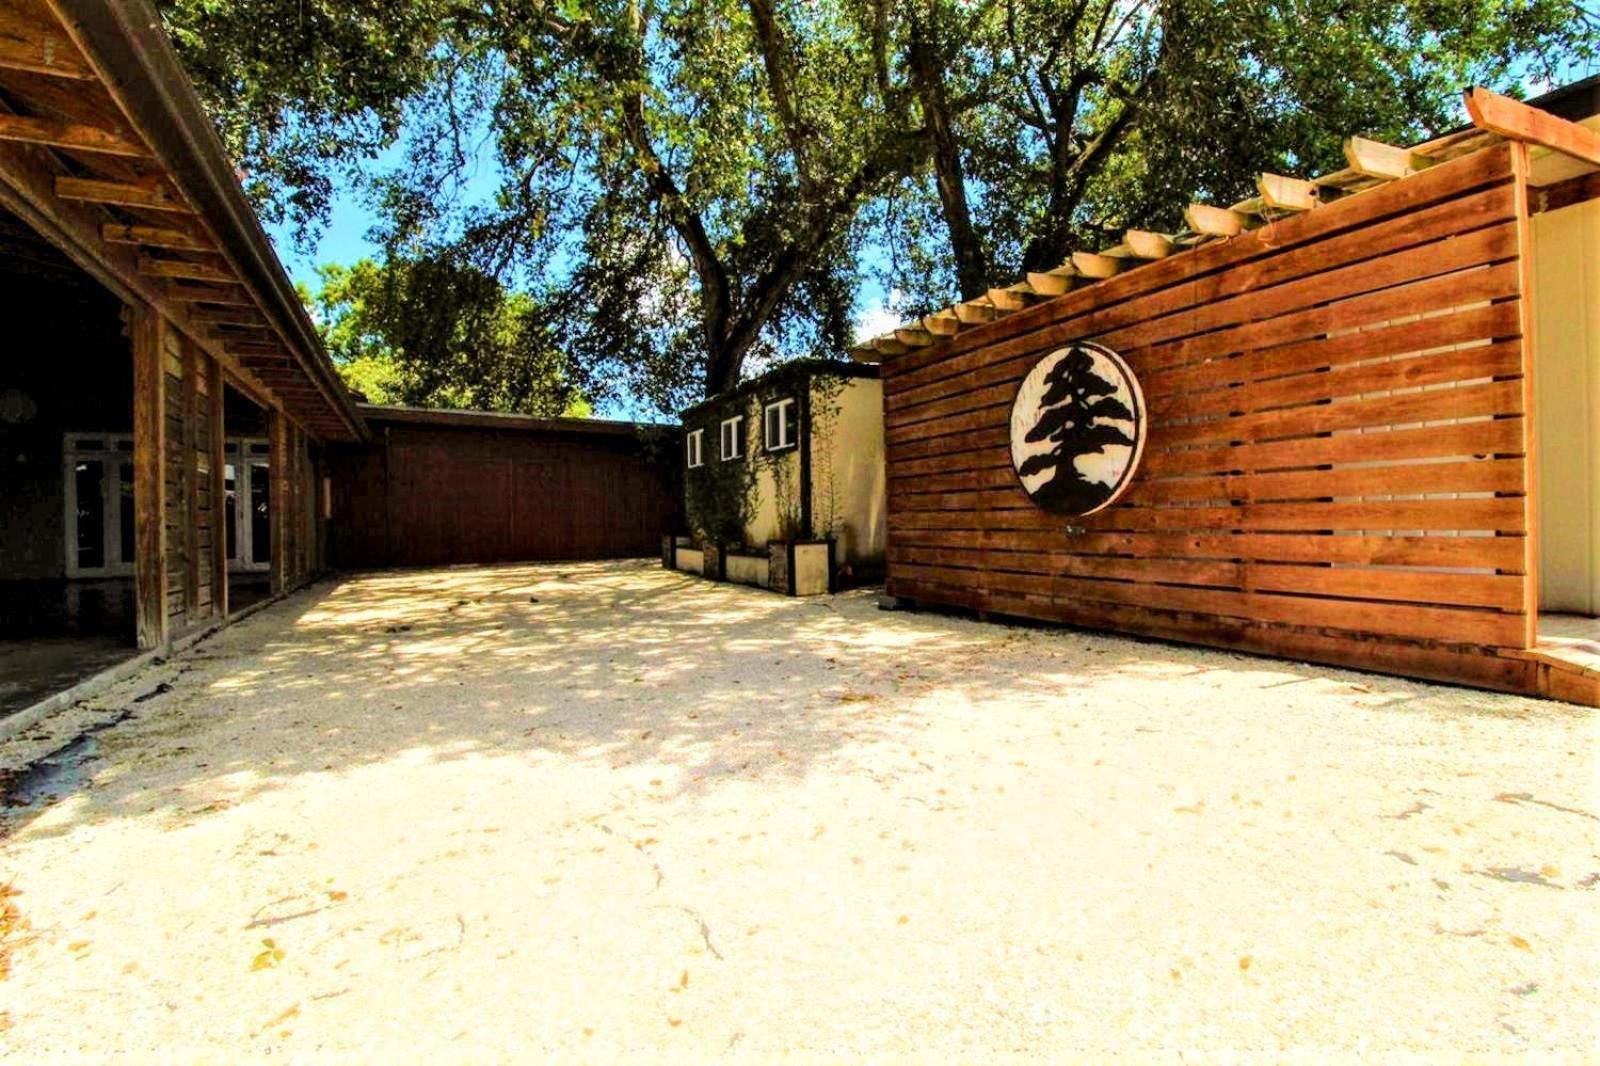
{"left": 1257, "top": 173, "right": 1321, "bottom": 212}
{"left": 1464, "top": 86, "right": 1600, "bottom": 167}
{"left": 1123, "top": 229, "right": 1175, "bottom": 259}
{"left": 921, "top": 309, "right": 960, "bottom": 336}
{"left": 138, "top": 254, "right": 238, "bottom": 284}
{"left": 1184, "top": 202, "right": 1248, "bottom": 237}
{"left": 102, "top": 222, "right": 212, "bottom": 251}
{"left": 0, "top": 113, "right": 149, "bottom": 157}
{"left": 55, "top": 175, "right": 191, "bottom": 212}
{"left": 165, "top": 281, "right": 253, "bottom": 305}
{"left": 1070, "top": 251, "right": 1126, "bottom": 278}
{"left": 1343, "top": 136, "right": 1423, "bottom": 180}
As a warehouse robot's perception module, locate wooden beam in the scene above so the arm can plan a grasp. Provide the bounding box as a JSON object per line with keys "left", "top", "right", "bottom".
{"left": 954, "top": 300, "right": 996, "bottom": 325}
{"left": 0, "top": 113, "right": 150, "bottom": 157}
{"left": 182, "top": 339, "right": 201, "bottom": 622}
{"left": 985, "top": 286, "right": 1029, "bottom": 312}
{"left": 227, "top": 340, "right": 292, "bottom": 358}
{"left": 1070, "top": 251, "right": 1126, "bottom": 278}
{"left": 1124, "top": 229, "right": 1175, "bottom": 259}
{"left": 894, "top": 327, "right": 935, "bottom": 348}
{"left": 187, "top": 305, "right": 264, "bottom": 326}
{"left": 922, "top": 309, "right": 961, "bottom": 336}
{"left": 55, "top": 176, "right": 192, "bottom": 213}
{"left": 166, "top": 282, "right": 254, "bottom": 306}
{"left": 1343, "top": 136, "right": 1422, "bottom": 180}
{"left": 208, "top": 354, "right": 228, "bottom": 619}
{"left": 871, "top": 335, "right": 909, "bottom": 356}
{"left": 1024, "top": 270, "right": 1074, "bottom": 296}
{"left": 139, "top": 255, "right": 238, "bottom": 284}
{"left": 1184, "top": 202, "right": 1247, "bottom": 237}
{"left": 1536, "top": 171, "right": 1600, "bottom": 214}
{"left": 1464, "top": 86, "right": 1600, "bottom": 167}
{"left": 0, "top": 33, "right": 93, "bottom": 80}
{"left": 102, "top": 223, "right": 213, "bottom": 252}
{"left": 1257, "top": 173, "right": 1321, "bottom": 212}
{"left": 131, "top": 304, "right": 167, "bottom": 649}
{"left": 269, "top": 410, "right": 287, "bottom": 595}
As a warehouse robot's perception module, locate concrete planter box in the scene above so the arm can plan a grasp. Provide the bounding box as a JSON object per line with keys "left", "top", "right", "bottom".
{"left": 725, "top": 549, "right": 771, "bottom": 589}
{"left": 767, "top": 538, "right": 836, "bottom": 596}
{"left": 675, "top": 547, "right": 704, "bottom": 574}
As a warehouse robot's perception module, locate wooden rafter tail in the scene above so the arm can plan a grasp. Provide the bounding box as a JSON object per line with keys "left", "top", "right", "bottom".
{"left": 954, "top": 299, "right": 996, "bottom": 325}
{"left": 0, "top": 114, "right": 151, "bottom": 158}
{"left": 1343, "top": 135, "right": 1427, "bottom": 181}
{"left": 1184, "top": 202, "right": 1248, "bottom": 237}
{"left": 139, "top": 255, "right": 239, "bottom": 284}
{"left": 848, "top": 343, "right": 880, "bottom": 363}
{"left": 55, "top": 176, "right": 193, "bottom": 213}
{"left": 871, "top": 335, "right": 909, "bottom": 356}
{"left": 1256, "top": 172, "right": 1321, "bottom": 212}
{"left": 1024, "top": 270, "right": 1074, "bottom": 296}
{"left": 894, "top": 327, "right": 934, "bottom": 348}
{"left": 102, "top": 223, "right": 214, "bottom": 252}
{"left": 921, "top": 309, "right": 961, "bottom": 336}
{"left": 1070, "top": 250, "right": 1126, "bottom": 279}
{"left": 1123, "top": 229, "right": 1175, "bottom": 260}
{"left": 985, "top": 285, "right": 1029, "bottom": 313}
{"left": 1464, "top": 86, "right": 1600, "bottom": 167}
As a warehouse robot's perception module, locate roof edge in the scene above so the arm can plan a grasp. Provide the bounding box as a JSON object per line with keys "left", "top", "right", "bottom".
{"left": 57, "top": 0, "right": 367, "bottom": 442}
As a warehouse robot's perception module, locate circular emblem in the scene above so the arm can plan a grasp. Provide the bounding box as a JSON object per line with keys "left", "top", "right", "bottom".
{"left": 1009, "top": 342, "right": 1146, "bottom": 516}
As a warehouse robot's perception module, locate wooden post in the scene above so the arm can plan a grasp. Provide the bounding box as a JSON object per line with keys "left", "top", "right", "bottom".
{"left": 131, "top": 304, "right": 167, "bottom": 649}
{"left": 269, "top": 409, "right": 287, "bottom": 595}
{"left": 1511, "top": 141, "right": 1541, "bottom": 650}
{"left": 181, "top": 339, "right": 200, "bottom": 620}
{"left": 209, "top": 358, "right": 228, "bottom": 617}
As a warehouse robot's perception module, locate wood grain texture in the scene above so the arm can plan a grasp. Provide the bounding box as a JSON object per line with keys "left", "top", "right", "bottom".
{"left": 882, "top": 142, "right": 1538, "bottom": 691}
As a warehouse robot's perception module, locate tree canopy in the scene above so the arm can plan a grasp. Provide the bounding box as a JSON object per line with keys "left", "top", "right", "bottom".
{"left": 300, "top": 256, "right": 590, "bottom": 417}
{"left": 160, "top": 0, "right": 1599, "bottom": 411}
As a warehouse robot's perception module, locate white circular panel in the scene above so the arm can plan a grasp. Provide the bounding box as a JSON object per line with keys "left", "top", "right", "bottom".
{"left": 1009, "top": 342, "right": 1146, "bottom": 516}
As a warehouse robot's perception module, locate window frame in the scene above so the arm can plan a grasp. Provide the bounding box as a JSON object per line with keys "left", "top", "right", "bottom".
{"left": 719, "top": 415, "right": 744, "bottom": 461}
{"left": 763, "top": 398, "right": 798, "bottom": 453}
{"left": 63, "top": 433, "right": 135, "bottom": 579}
{"left": 686, "top": 427, "right": 705, "bottom": 469}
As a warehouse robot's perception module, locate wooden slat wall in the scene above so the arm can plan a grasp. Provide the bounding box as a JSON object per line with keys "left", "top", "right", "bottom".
{"left": 882, "top": 144, "right": 1538, "bottom": 692}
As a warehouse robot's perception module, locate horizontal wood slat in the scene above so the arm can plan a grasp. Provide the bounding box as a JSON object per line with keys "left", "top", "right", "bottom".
{"left": 881, "top": 141, "right": 1534, "bottom": 670}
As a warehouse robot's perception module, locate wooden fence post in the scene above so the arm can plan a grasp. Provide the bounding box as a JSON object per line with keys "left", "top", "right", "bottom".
{"left": 181, "top": 339, "right": 200, "bottom": 620}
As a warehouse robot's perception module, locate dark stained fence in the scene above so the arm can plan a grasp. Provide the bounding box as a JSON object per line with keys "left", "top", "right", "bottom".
{"left": 328, "top": 412, "right": 682, "bottom": 568}
{"left": 882, "top": 143, "right": 1544, "bottom": 695}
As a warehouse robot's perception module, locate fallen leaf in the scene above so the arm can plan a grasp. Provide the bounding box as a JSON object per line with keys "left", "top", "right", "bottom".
{"left": 327, "top": 891, "right": 348, "bottom": 902}
{"left": 252, "top": 937, "right": 285, "bottom": 971}
{"left": 897, "top": 915, "right": 910, "bottom": 926}
{"left": 1540, "top": 865, "right": 1561, "bottom": 879}
{"left": 1509, "top": 934, "right": 1532, "bottom": 951}
{"left": 680, "top": 970, "right": 689, "bottom": 989}
{"left": 1238, "top": 956, "right": 1252, "bottom": 971}
{"left": 68, "top": 940, "right": 90, "bottom": 953}
{"left": 668, "top": 1018, "right": 683, "bottom": 1028}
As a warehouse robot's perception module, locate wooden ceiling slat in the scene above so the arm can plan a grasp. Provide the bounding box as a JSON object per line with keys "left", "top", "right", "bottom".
{"left": 138, "top": 253, "right": 237, "bottom": 284}
{"left": 102, "top": 222, "right": 213, "bottom": 251}
{"left": 56, "top": 174, "right": 190, "bottom": 212}
{"left": 0, "top": 112, "right": 149, "bottom": 157}
{"left": 166, "top": 281, "right": 252, "bottom": 305}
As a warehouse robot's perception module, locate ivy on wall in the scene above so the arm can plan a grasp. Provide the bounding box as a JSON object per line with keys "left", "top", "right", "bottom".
{"left": 680, "top": 360, "right": 853, "bottom": 547}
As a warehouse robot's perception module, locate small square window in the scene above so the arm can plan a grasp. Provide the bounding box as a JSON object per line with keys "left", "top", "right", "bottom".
{"left": 763, "top": 398, "right": 797, "bottom": 452}
{"left": 686, "top": 428, "right": 704, "bottom": 469}
{"left": 720, "top": 416, "right": 743, "bottom": 461}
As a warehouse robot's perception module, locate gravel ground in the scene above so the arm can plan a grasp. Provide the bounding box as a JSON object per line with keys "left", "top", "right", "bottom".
{"left": 1, "top": 559, "right": 1595, "bottom": 1059}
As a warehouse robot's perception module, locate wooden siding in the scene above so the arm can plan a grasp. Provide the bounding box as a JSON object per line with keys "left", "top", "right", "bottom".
{"left": 328, "top": 420, "right": 682, "bottom": 568}
{"left": 883, "top": 144, "right": 1541, "bottom": 694}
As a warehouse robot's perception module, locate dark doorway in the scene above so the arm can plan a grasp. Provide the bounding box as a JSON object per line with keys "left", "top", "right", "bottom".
{"left": 0, "top": 204, "right": 138, "bottom": 719}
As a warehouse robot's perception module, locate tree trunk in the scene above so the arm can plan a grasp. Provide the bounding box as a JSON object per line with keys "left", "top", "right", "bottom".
{"left": 908, "top": 17, "right": 987, "bottom": 300}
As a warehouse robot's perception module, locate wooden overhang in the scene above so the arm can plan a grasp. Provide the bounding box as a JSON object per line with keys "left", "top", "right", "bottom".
{"left": 851, "top": 85, "right": 1600, "bottom": 362}
{"left": 0, "top": 0, "right": 365, "bottom": 443}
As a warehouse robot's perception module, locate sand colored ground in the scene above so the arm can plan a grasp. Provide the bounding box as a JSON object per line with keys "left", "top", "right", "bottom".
{"left": 0, "top": 559, "right": 1595, "bottom": 1059}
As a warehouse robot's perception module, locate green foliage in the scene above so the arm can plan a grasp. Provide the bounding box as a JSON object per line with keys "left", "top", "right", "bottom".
{"left": 300, "top": 257, "right": 589, "bottom": 416}
{"left": 163, "top": 0, "right": 1599, "bottom": 402}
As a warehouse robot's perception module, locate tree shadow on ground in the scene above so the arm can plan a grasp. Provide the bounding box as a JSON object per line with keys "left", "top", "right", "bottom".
{"left": 2, "top": 558, "right": 1567, "bottom": 841}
